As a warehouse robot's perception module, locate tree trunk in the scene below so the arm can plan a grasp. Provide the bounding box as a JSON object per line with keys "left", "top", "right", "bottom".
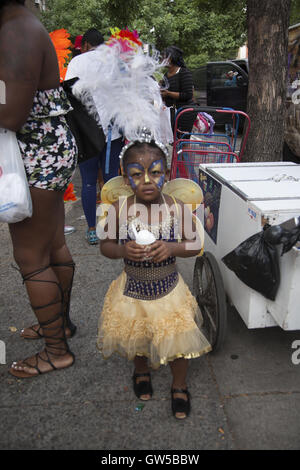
{"left": 243, "top": 0, "right": 291, "bottom": 162}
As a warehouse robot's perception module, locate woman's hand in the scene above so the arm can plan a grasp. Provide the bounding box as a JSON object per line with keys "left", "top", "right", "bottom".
{"left": 148, "top": 240, "right": 173, "bottom": 263}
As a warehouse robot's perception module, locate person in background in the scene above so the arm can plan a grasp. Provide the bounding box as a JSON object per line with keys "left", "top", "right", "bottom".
{"left": 65, "top": 28, "right": 124, "bottom": 245}
{"left": 63, "top": 34, "right": 82, "bottom": 236}
{"left": 223, "top": 70, "right": 238, "bottom": 135}
{"left": 161, "top": 46, "right": 196, "bottom": 137}
{"left": 224, "top": 70, "right": 237, "bottom": 87}
{"left": 72, "top": 34, "right": 83, "bottom": 58}
{"left": 0, "top": 0, "right": 78, "bottom": 377}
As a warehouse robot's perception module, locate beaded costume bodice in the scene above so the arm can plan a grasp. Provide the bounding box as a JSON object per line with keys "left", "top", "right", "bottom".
{"left": 119, "top": 196, "right": 180, "bottom": 300}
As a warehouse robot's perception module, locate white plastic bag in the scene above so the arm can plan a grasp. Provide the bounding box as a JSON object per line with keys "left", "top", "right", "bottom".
{"left": 0, "top": 128, "right": 32, "bottom": 223}
{"left": 159, "top": 106, "right": 174, "bottom": 144}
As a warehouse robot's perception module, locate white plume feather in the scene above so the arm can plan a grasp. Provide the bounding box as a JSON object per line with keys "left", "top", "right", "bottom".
{"left": 72, "top": 41, "right": 171, "bottom": 144}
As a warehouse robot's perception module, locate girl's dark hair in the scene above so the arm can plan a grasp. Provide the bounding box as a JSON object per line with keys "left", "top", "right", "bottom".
{"left": 122, "top": 141, "right": 167, "bottom": 172}
{"left": 164, "top": 46, "right": 186, "bottom": 67}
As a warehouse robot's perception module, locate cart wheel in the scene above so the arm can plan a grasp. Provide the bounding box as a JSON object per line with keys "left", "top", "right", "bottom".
{"left": 193, "top": 252, "right": 227, "bottom": 352}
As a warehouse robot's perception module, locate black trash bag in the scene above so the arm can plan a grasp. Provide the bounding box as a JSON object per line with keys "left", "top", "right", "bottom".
{"left": 222, "top": 224, "right": 280, "bottom": 301}
{"left": 263, "top": 218, "right": 300, "bottom": 255}
{"left": 279, "top": 223, "right": 300, "bottom": 255}
{"left": 62, "top": 78, "right": 106, "bottom": 164}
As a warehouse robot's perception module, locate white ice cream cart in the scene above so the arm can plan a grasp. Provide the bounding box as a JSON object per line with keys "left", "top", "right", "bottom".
{"left": 193, "top": 162, "right": 300, "bottom": 351}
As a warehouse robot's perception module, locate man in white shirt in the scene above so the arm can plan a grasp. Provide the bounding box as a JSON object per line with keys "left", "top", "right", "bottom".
{"left": 65, "top": 28, "right": 124, "bottom": 245}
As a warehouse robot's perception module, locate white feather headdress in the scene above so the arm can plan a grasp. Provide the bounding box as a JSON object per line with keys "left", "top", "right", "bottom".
{"left": 71, "top": 29, "right": 173, "bottom": 156}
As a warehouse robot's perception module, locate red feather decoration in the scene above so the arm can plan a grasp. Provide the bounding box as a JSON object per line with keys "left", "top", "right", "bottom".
{"left": 63, "top": 183, "right": 77, "bottom": 202}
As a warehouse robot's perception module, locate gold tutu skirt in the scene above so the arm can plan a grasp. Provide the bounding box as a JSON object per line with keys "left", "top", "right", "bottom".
{"left": 97, "top": 271, "right": 211, "bottom": 369}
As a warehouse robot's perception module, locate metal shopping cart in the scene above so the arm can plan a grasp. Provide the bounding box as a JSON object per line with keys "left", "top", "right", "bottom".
{"left": 171, "top": 106, "right": 251, "bottom": 181}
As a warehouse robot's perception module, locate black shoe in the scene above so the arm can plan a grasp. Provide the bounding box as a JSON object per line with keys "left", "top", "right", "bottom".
{"left": 132, "top": 371, "right": 153, "bottom": 400}
{"left": 171, "top": 388, "right": 191, "bottom": 419}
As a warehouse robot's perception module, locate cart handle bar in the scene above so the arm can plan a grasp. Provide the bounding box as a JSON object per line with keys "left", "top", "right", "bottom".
{"left": 176, "top": 139, "right": 232, "bottom": 151}
{"left": 171, "top": 149, "right": 240, "bottom": 179}
{"left": 172, "top": 107, "right": 251, "bottom": 170}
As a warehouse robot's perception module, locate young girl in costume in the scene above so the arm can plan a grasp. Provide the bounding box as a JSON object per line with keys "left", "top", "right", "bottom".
{"left": 75, "top": 29, "right": 211, "bottom": 418}
{"left": 96, "top": 136, "right": 211, "bottom": 419}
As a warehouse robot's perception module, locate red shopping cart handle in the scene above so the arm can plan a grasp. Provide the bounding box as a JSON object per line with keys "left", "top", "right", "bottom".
{"left": 170, "top": 149, "right": 240, "bottom": 179}
{"left": 172, "top": 107, "right": 251, "bottom": 173}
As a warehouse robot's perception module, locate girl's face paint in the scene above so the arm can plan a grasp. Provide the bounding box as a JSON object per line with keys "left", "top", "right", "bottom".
{"left": 148, "top": 159, "right": 165, "bottom": 189}
{"left": 127, "top": 163, "right": 145, "bottom": 189}
{"left": 126, "top": 159, "right": 165, "bottom": 190}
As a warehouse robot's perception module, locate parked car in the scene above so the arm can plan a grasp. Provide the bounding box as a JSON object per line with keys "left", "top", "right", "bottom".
{"left": 192, "top": 59, "right": 248, "bottom": 128}
{"left": 192, "top": 60, "right": 248, "bottom": 109}
{"left": 192, "top": 53, "right": 299, "bottom": 161}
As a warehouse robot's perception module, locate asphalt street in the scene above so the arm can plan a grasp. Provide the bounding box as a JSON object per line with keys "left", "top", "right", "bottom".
{"left": 0, "top": 168, "right": 300, "bottom": 451}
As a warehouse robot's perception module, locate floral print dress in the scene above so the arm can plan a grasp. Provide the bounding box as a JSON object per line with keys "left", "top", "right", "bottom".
{"left": 17, "top": 87, "right": 77, "bottom": 191}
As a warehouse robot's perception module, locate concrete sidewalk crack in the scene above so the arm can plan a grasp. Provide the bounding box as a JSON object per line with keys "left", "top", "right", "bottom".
{"left": 207, "top": 355, "right": 239, "bottom": 450}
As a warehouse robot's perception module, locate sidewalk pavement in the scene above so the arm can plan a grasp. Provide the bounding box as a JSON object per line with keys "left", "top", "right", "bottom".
{"left": 0, "top": 168, "right": 300, "bottom": 451}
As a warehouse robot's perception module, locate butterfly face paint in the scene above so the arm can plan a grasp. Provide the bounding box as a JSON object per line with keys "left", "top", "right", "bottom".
{"left": 127, "top": 163, "right": 145, "bottom": 190}
{"left": 126, "top": 159, "right": 165, "bottom": 190}
{"left": 148, "top": 159, "right": 165, "bottom": 189}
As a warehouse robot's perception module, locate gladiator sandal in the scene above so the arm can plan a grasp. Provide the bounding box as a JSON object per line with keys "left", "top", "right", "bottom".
{"left": 51, "top": 261, "right": 77, "bottom": 338}
{"left": 20, "top": 261, "right": 77, "bottom": 340}
{"left": 10, "top": 266, "right": 75, "bottom": 378}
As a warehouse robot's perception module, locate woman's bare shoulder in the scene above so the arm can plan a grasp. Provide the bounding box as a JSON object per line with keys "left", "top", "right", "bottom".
{"left": 0, "top": 9, "right": 48, "bottom": 72}
{"left": 1, "top": 7, "right": 45, "bottom": 36}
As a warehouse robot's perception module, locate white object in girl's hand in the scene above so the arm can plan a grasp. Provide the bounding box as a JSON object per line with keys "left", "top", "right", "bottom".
{"left": 135, "top": 229, "right": 156, "bottom": 246}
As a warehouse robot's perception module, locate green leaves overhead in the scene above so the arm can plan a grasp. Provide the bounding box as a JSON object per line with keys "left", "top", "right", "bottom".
{"left": 41, "top": 0, "right": 247, "bottom": 66}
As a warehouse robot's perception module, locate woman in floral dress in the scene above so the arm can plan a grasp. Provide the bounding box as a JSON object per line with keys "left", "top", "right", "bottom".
{"left": 0, "top": 0, "right": 78, "bottom": 377}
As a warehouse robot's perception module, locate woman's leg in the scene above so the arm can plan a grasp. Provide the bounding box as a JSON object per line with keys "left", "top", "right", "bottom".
{"left": 20, "top": 193, "right": 76, "bottom": 339}
{"left": 169, "top": 358, "right": 190, "bottom": 419}
{"left": 9, "top": 187, "right": 74, "bottom": 376}
{"left": 50, "top": 197, "right": 76, "bottom": 335}
{"left": 79, "top": 155, "right": 100, "bottom": 230}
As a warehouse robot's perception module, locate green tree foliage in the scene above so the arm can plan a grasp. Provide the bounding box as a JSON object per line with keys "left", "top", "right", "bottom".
{"left": 187, "top": 0, "right": 247, "bottom": 66}
{"left": 41, "top": 0, "right": 106, "bottom": 38}
{"left": 102, "top": 0, "right": 139, "bottom": 28}
{"left": 41, "top": 0, "right": 247, "bottom": 66}
{"left": 290, "top": 0, "right": 300, "bottom": 25}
